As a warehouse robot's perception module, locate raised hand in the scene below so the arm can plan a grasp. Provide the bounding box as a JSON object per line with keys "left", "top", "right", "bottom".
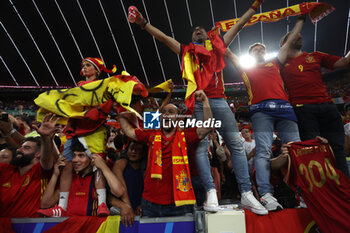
{"left": 32, "top": 113, "right": 59, "bottom": 138}
{"left": 128, "top": 6, "right": 144, "bottom": 25}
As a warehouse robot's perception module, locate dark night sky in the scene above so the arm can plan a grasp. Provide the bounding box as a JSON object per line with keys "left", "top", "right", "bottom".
{"left": 0, "top": 0, "right": 349, "bottom": 88}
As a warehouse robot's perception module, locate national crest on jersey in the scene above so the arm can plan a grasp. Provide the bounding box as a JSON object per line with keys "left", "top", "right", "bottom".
{"left": 2, "top": 182, "right": 11, "bottom": 187}
{"left": 22, "top": 175, "right": 31, "bottom": 187}
{"left": 305, "top": 55, "right": 315, "bottom": 63}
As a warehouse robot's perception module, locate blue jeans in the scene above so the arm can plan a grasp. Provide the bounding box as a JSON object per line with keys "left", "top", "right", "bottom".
{"left": 191, "top": 175, "right": 206, "bottom": 206}
{"left": 141, "top": 198, "right": 193, "bottom": 217}
{"left": 194, "top": 98, "right": 251, "bottom": 193}
{"left": 251, "top": 112, "right": 300, "bottom": 195}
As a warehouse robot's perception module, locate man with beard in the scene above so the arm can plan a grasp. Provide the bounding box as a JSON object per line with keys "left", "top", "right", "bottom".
{"left": 0, "top": 113, "right": 59, "bottom": 217}
{"left": 130, "top": 0, "right": 267, "bottom": 214}
{"left": 119, "top": 90, "right": 212, "bottom": 217}
{"left": 225, "top": 16, "right": 306, "bottom": 212}
{"left": 280, "top": 21, "right": 350, "bottom": 177}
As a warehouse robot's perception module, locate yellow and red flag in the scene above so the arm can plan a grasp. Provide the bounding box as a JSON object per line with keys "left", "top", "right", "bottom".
{"left": 45, "top": 216, "right": 120, "bottom": 233}
{"left": 216, "top": 2, "right": 335, "bottom": 32}
{"left": 35, "top": 74, "right": 148, "bottom": 124}
{"left": 182, "top": 28, "right": 226, "bottom": 114}
{"left": 148, "top": 79, "right": 173, "bottom": 93}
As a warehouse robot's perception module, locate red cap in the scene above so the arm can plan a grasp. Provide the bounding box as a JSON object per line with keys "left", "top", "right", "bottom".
{"left": 80, "top": 57, "right": 117, "bottom": 76}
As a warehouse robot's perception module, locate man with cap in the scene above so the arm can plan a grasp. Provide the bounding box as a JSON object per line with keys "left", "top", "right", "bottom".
{"left": 44, "top": 57, "right": 118, "bottom": 217}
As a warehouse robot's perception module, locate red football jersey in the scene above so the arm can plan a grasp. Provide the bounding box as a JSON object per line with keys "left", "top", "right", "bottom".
{"left": 135, "top": 128, "right": 200, "bottom": 205}
{"left": 0, "top": 163, "right": 51, "bottom": 217}
{"left": 241, "top": 59, "right": 289, "bottom": 105}
{"left": 67, "top": 173, "right": 97, "bottom": 216}
{"left": 282, "top": 52, "right": 341, "bottom": 105}
{"left": 285, "top": 139, "right": 350, "bottom": 233}
{"left": 180, "top": 44, "right": 225, "bottom": 99}
{"left": 204, "top": 71, "right": 225, "bottom": 99}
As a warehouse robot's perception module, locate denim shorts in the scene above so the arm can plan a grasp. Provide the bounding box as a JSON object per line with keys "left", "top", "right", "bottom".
{"left": 62, "top": 138, "right": 73, "bottom": 161}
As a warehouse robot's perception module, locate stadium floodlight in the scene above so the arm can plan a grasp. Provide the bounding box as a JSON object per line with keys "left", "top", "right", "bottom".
{"left": 239, "top": 52, "right": 278, "bottom": 68}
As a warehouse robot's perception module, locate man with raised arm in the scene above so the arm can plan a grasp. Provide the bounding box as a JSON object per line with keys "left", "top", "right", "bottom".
{"left": 130, "top": 0, "right": 267, "bottom": 215}
{"left": 0, "top": 113, "right": 59, "bottom": 217}
{"left": 280, "top": 19, "right": 350, "bottom": 177}
{"left": 225, "top": 15, "right": 306, "bottom": 212}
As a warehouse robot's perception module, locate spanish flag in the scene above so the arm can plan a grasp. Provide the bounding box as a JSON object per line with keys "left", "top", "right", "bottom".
{"left": 35, "top": 74, "right": 148, "bottom": 124}
{"left": 181, "top": 28, "right": 226, "bottom": 114}
{"left": 44, "top": 216, "right": 120, "bottom": 233}
{"left": 148, "top": 79, "right": 173, "bottom": 93}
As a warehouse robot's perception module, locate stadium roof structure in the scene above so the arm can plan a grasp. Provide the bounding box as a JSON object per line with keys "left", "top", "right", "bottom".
{"left": 0, "top": 0, "right": 349, "bottom": 89}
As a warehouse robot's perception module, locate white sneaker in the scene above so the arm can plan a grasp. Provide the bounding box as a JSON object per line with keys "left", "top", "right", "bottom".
{"left": 260, "top": 193, "right": 283, "bottom": 211}
{"left": 203, "top": 189, "right": 219, "bottom": 212}
{"left": 297, "top": 196, "right": 307, "bottom": 208}
{"left": 241, "top": 191, "right": 268, "bottom": 215}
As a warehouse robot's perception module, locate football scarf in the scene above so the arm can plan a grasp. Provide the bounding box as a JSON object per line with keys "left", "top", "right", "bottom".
{"left": 151, "top": 130, "right": 196, "bottom": 206}
{"left": 216, "top": 2, "right": 335, "bottom": 32}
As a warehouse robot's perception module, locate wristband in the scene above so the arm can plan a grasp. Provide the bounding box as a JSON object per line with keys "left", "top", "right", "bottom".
{"left": 141, "top": 18, "right": 148, "bottom": 30}
{"left": 4, "top": 128, "right": 16, "bottom": 138}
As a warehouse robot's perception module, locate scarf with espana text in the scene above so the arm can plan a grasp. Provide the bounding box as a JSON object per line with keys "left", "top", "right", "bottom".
{"left": 216, "top": 2, "right": 335, "bottom": 32}
{"left": 151, "top": 130, "right": 196, "bottom": 206}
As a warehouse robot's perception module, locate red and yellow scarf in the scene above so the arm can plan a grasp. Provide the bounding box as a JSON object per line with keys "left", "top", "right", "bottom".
{"left": 216, "top": 2, "right": 335, "bottom": 32}
{"left": 151, "top": 129, "right": 196, "bottom": 206}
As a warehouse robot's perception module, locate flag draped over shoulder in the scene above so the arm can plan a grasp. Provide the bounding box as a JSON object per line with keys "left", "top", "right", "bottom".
{"left": 148, "top": 79, "right": 173, "bottom": 93}
{"left": 181, "top": 28, "right": 226, "bottom": 114}
{"left": 35, "top": 75, "right": 148, "bottom": 124}
{"left": 216, "top": 2, "right": 335, "bottom": 32}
